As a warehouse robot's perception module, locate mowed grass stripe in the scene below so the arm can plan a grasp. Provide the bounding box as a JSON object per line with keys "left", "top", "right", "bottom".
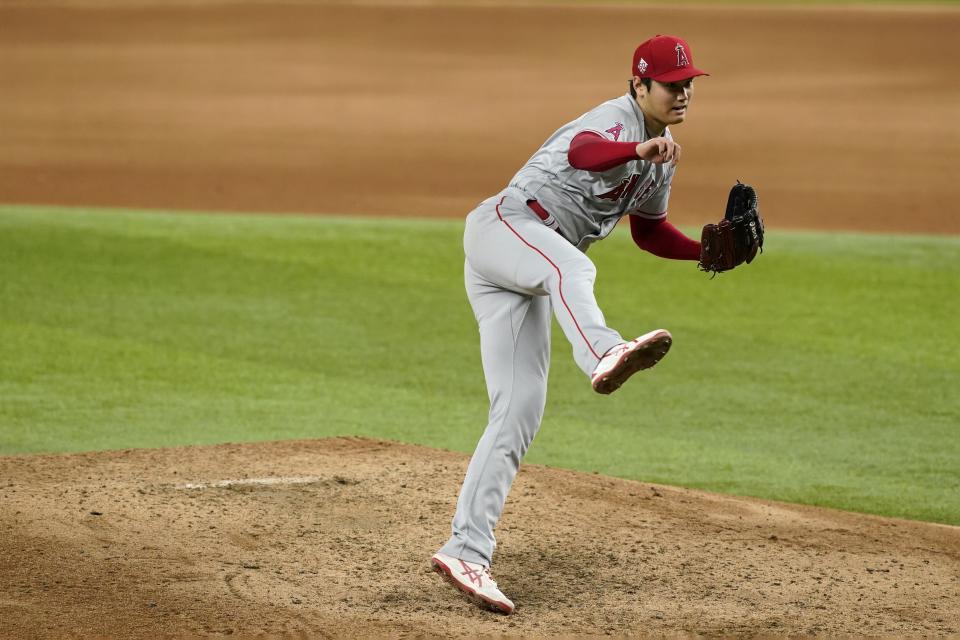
{"left": 0, "top": 205, "right": 957, "bottom": 524}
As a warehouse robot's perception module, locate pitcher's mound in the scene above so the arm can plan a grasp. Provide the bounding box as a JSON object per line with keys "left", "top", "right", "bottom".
{"left": 1, "top": 437, "right": 957, "bottom": 637}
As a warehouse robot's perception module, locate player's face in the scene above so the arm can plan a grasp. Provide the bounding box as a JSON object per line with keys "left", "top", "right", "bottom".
{"left": 636, "top": 77, "right": 695, "bottom": 133}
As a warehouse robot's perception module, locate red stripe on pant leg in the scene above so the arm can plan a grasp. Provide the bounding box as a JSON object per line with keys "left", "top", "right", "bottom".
{"left": 495, "top": 197, "right": 602, "bottom": 361}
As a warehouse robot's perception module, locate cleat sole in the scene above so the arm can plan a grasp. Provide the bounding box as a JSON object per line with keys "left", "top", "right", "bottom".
{"left": 592, "top": 330, "right": 672, "bottom": 395}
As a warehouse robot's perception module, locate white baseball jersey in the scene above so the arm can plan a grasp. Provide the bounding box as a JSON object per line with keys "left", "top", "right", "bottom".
{"left": 508, "top": 93, "right": 674, "bottom": 251}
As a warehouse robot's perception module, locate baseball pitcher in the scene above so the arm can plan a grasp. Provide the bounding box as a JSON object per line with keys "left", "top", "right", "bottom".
{"left": 431, "top": 34, "right": 764, "bottom": 614}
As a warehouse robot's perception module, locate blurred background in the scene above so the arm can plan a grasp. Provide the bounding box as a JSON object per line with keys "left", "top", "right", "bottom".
{"left": 2, "top": 0, "right": 958, "bottom": 232}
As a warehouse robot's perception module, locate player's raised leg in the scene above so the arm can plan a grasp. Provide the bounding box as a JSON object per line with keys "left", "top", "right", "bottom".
{"left": 463, "top": 194, "right": 619, "bottom": 374}
{"left": 470, "top": 192, "right": 672, "bottom": 390}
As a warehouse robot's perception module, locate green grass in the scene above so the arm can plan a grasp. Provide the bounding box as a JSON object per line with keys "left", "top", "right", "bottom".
{"left": 1, "top": 205, "right": 957, "bottom": 525}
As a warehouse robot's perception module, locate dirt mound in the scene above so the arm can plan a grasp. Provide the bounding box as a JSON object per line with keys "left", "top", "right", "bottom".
{"left": 1, "top": 437, "right": 957, "bottom": 638}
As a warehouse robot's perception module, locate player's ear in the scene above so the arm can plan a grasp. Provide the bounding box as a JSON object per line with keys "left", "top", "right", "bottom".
{"left": 631, "top": 76, "right": 645, "bottom": 97}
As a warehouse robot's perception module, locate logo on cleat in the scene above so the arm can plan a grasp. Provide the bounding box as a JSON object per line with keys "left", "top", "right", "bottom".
{"left": 459, "top": 560, "right": 484, "bottom": 587}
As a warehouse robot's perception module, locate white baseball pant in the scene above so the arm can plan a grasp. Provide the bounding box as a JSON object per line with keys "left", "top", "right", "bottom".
{"left": 439, "top": 188, "right": 623, "bottom": 566}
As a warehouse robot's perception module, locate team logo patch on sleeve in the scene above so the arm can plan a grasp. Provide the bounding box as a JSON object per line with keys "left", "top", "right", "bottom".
{"left": 605, "top": 122, "right": 624, "bottom": 141}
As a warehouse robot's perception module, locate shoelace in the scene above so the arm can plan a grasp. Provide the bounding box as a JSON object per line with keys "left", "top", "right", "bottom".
{"left": 479, "top": 568, "right": 502, "bottom": 590}
{"left": 597, "top": 343, "right": 629, "bottom": 367}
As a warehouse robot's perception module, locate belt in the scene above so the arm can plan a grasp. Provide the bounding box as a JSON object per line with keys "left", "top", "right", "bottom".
{"left": 526, "top": 199, "right": 561, "bottom": 232}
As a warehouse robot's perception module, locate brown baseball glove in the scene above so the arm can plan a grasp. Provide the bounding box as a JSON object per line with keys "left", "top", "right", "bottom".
{"left": 699, "top": 181, "right": 764, "bottom": 274}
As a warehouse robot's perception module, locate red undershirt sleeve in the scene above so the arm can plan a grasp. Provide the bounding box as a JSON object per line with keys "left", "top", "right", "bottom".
{"left": 568, "top": 131, "right": 641, "bottom": 172}
{"left": 629, "top": 215, "right": 701, "bottom": 261}
{"left": 566, "top": 131, "right": 699, "bottom": 260}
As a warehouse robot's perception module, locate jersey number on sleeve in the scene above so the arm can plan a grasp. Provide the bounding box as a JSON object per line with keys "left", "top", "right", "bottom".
{"left": 597, "top": 174, "right": 640, "bottom": 202}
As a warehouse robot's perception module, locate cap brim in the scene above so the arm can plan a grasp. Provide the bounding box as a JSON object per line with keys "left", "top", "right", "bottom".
{"left": 649, "top": 67, "right": 709, "bottom": 83}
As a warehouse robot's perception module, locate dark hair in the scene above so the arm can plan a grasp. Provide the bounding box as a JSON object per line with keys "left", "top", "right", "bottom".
{"left": 628, "top": 77, "right": 652, "bottom": 98}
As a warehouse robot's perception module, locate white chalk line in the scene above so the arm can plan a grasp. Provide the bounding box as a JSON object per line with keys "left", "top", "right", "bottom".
{"left": 175, "top": 476, "right": 323, "bottom": 490}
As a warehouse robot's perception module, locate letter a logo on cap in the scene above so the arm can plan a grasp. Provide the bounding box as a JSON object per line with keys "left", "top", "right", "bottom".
{"left": 632, "top": 35, "right": 708, "bottom": 82}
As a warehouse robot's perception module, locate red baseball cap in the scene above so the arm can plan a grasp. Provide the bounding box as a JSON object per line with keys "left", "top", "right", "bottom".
{"left": 632, "top": 35, "right": 709, "bottom": 83}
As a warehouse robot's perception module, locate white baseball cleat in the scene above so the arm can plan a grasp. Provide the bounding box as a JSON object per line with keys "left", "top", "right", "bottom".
{"left": 591, "top": 329, "right": 673, "bottom": 395}
{"left": 430, "top": 552, "right": 515, "bottom": 614}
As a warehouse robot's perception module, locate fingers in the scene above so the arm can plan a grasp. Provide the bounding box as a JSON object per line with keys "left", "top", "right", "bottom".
{"left": 657, "top": 139, "right": 671, "bottom": 163}
{"left": 643, "top": 139, "right": 666, "bottom": 163}
{"left": 638, "top": 138, "right": 682, "bottom": 165}
{"left": 641, "top": 139, "right": 681, "bottom": 165}
{"left": 663, "top": 139, "right": 681, "bottom": 166}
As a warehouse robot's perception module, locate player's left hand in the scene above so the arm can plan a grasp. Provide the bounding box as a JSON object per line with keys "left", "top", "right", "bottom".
{"left": 636, "top": 138, "right": 681, "bottom": 166}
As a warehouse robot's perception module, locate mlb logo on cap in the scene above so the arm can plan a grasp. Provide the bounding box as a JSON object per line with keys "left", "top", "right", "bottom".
{"left": 632, "top": 35, "right": 709, "bottom": 83}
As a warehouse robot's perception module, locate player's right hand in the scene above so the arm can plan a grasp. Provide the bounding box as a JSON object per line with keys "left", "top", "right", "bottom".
{"left": 636, "top": 138, "right": 681, "bottom": 166}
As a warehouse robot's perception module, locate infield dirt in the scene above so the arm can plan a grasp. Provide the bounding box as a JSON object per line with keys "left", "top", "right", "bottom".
{"left": 1, "top": 438, "right": 959, "bottom": 638}
{"left": 1, "top": 1, "right": 959, "bottom": 637}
